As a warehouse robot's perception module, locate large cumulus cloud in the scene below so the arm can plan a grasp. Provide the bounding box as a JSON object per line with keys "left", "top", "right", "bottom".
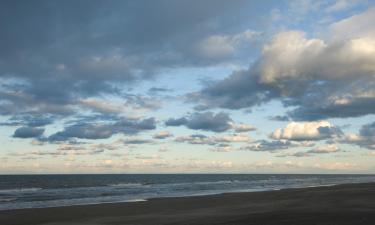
{"left": 270, "top": 121, "right": 341, "bottom": 141}
{"left": 193, "top": 8, "right": 375, "bottom": 120}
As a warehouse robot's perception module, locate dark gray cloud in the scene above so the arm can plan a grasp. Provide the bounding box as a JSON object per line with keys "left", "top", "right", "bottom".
{"left": 190, "top": 70, "right": 277, "bottom": 110}
{"left": 175, "top": 133, "right": 251, "bottom": 146}
{"left": 175, "top": 134, "right": 215, "bottom": 145}
{"left": 13, "top": 127, "right": 45, "bottom": 138}
{"left": 276, "top": 151, "right": 311, "bottom": 158}
{"left": 166, "top": 112, "right": 233, "bottom": 132}
{"left": 165, "top": 117, "right": 189, "bottom": 126}
{"left": 148, "top": 87, "right": 173, "bottom": 95}
{"left": 2, "top": 114, "right": 55, "bottom": 127}
{"left": 0, "top": 0, "right": 269, "bottom": 145}
{"left": 269, "top": 115, "right": 290, "bottom": 121}
{"left": 122, "top": 94, "right": 162, "bottom": 111}
{"left": 124, "top": 139, "right": 154, "bottom": 145}
{"left": 345, "top": 121, "right": 375, "bottom": 150}
{"left": 241, "top": 140, "right": 294, "bottom": 152}
{"left": 48, "top": 117, "right": 156, "bottom": 141}
{"left": 0, "top": 0, "right": 260, "bottom": 118}
{"left": 278, "top": 144, "right": 341, "bottom": 157}
{"left": 288, "top": 95, "right": 375, "bottom": 121}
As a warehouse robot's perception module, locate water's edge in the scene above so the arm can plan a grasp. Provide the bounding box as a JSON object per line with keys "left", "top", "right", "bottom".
{"left": 1, "top": 174, "right": 375, "bottom": 211}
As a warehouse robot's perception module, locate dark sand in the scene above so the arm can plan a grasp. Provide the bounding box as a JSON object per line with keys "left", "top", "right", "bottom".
{"left": 1, "top": 182, "right": 375, "bottom": 225}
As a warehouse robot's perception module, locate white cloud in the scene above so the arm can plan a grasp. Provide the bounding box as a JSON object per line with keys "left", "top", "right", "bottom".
{"left": 257, "top": 30, "right": 375, "bottom": 84}
{"left": 214, "top": 133, "right": 251, "bottom": 143}
{"left": 312, "top": 162, "right": 359, "bottom": 170}
{"left": 153, "top": 131, "right": 173, "bottom": 139}
{"left": 79, "top": 98, "right": 125, "bottom": 114}
{"left": 271, "top": 121, "right": 338, "bottom": 141}
{"left": 309, "top": 144, "right": 340, "bottom": 153}
{"left": 210, "top": 145, "right": 235, "bottom": 152}
{"left": 230, "top": 122, "right": 256, "bottom": 132}
{"left": 330, "top": 7, "right": 375, "bottom": 40}
{"left": 197, "top": 30, "right": 260, "bottom": 59}
{"left": 326, "top": 0, "right": 362, "bottom": 13}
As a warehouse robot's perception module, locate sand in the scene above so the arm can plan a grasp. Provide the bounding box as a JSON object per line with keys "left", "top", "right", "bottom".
{"left": 1, "top": 182, "right": 375, "bottom": 225}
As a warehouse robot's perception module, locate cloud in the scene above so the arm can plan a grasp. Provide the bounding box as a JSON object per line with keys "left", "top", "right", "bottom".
{"left": 344, "top": 121, "right": 375, "bottom": 150}
{"left": 280, "top": 152, "right": 312, "bottom": 158}
{"left": 190, "top": 69, "right": 275, "bottom": 110}
{"left": 270, "top": 121, "right": 341, "bottom": 141}
{"left": 330, "top": 7, "right": 375, "bottom": 40}
{"left": 48, "top": 117, "right": 156, "bottom": 141}
{"left": 269, "top": 115, "right": 291, "bottom": 121}
{"left": 193, "top": 8, "right": 375, "bottom": 120}
{"left": 13, "top": 127, "right": 44, "bottom": 138}
{"left": 123, "top": 94, "right": 162, "bottom": 111}
{"left": 308, "top": 144, "right": 340, "bottom": 153}
{"left": 79, "top": 98, "right": 125, "bottom": 114}
{"left": 0, "top": 113, "right": 55, "bottom": 127}
{"left": 325, "top": 0, "right": 363, "bottom": 13}
{"left": 58, "top": 140, "right": 123, "bottom": 156}
{"left": 165, "top": 112, "right": 233, "bottom": 132}
{"left": 175, "top": 134, "right": 215, "bottom": 145}
{"left": 0, "top": 1, "right": 252, "bottom": 109}
{"left": 89, "top": 143, "right": 121, "bottom": 151}
{"left": 158, "top": 147, "right": 169, "bottom": 152}
{"left": 49, "top": 123, "right": 116, "bottom": 141}
{"left": 153, "top": 131, "right": 173, "bottom": 139}
{"left": 284, "top": 142, "right": 342, "bottom": 158}
{"left": 175, "top": 133, "right": 251, "bottom": 146}
{"left": 148, "top": 87, "right": 172, "bottom": 94}
{"left": 230, "top": 123, "right": 256, "bottom": 132}
{"left": 165, "top": 117, "right": 188, "bottom": 126}
{"left": 214, "top": 133, "right": 251, "bottom": 143}
{"left": 279, "top": 143, "right": 341, "bottom": 157}
{"left": 240, "top": 140, "right": 294, "bottom": 152}
{"left": 210, "top": 145, "right": 235, "bottom": 152}
{"left": 195, "top": 30, "right": 261, "bottom": 59}
{"left": 0, "top": 0, "right": 260, "bottom": 137}
{"left": 312, "top": 161, "right": 359, "bottom": 171}
{"left": 124, "top": 138, "right": 154, "bottom": 145}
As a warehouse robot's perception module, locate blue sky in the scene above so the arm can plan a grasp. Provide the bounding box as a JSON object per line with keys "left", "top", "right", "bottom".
{"left": 0, "top": 0, "right": 375, "bottom": 174}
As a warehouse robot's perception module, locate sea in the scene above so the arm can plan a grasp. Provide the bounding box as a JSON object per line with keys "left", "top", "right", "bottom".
{"left": 1, "top": 174, "right": 375, "bottom": 210}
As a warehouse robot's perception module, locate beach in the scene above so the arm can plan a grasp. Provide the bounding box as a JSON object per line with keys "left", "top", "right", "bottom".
{"left": 1, "top": 182, "right": 375, "bottom": 225}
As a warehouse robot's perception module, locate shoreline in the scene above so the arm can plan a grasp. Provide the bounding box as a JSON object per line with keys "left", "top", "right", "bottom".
{"left": 1, "top": 182, "right": 375, "bottom": 225}
{"left": 0, "top": 182, "right": 347, "bottom": 211}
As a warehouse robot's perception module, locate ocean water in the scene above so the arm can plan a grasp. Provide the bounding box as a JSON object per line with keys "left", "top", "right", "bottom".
{"left": 1, "top": 174, "right": 375, "bottom": 210}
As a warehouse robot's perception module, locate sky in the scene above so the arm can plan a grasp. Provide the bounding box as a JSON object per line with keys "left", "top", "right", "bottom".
{"left": 0, "top": 0, "right": 375, "bottom": 174}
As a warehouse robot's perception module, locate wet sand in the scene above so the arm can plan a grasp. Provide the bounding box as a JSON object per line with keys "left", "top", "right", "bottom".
{"left": 1, "top": 182, "right": 375, "bottom": 225}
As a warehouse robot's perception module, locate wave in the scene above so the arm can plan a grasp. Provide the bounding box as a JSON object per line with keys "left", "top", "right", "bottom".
{"left": 108, "top": 183, "right": 146, "bottom": 188}
{"left": 0, "top": 197, "right": 17, "bottom": 202}
{"left": 0, "top": 188, "right": 42, "bottom": 194}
